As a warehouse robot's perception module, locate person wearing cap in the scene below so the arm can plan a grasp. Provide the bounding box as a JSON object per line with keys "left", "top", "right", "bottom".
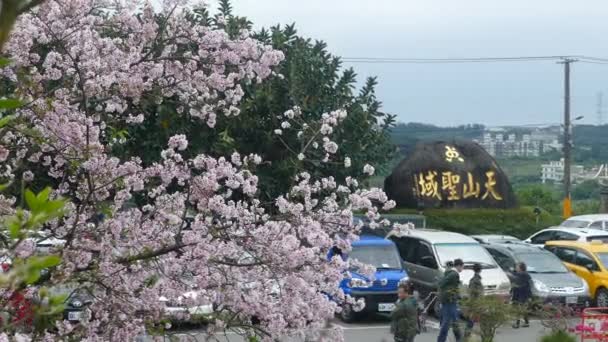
{"left": 437, "top": 258, "right": 464, "bottom": 342}
{"left": 391, "top": 282, "right": 418, "bottom": 342}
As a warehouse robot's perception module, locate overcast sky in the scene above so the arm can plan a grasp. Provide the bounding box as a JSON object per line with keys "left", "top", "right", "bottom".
{"left": 208, "top": 0, "right": 608, "bottom": 126}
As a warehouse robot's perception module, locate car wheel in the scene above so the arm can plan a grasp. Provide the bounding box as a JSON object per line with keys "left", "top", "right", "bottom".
{"left": 597, "top": 288, "right": 608, "bottom": 307}
{"left": 339, "top": 304, "right": 358, "bottom": 323}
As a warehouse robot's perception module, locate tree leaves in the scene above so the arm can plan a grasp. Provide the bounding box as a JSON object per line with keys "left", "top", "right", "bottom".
{"left": 0, "top": 98, "right": 22, "bottom": 110}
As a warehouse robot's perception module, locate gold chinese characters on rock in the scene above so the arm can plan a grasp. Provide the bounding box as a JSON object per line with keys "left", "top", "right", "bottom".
{"left": 444, "top": 145, "right": 464, "bottom": 163}
{"left": 414, "top": 170, "right": 502, "bottom": 202}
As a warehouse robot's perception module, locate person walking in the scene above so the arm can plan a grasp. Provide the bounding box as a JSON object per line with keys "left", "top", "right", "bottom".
{"left": 391, "top": 282, "right": 418, "bottom": 342}
{"left": 511, "top": 262, "right": 532, "bottom": 328}
{"left": 437, "top": 259, "right": 465, "bottom": 342}
{"left": 463, "top": 263, "right": 484, "bottom": 338}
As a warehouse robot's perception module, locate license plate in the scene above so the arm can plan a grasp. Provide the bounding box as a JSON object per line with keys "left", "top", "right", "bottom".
{"left": 68, "top": 311, "right": 82, "bottom": 321}
{"left": 378, "top": 303, "right": 395, "bottom": 312}
{"left": 566, "top": 297, "right": 577, "bottom": 304}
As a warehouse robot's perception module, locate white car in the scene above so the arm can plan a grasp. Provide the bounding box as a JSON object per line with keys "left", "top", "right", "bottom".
{"left": 524, "top": 227, "right": 608, "bottom": 247}
{"left": 159, "top": 291, "right": 214, "bottom": 317}
{"left": 471, "top": 234, "right": 521, "bottom": 244}
{"left": 560, "top": 215, "right": 608, "bottom": 230}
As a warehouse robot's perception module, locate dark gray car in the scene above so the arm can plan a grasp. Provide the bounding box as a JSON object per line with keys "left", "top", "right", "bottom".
{"left": 481, "top": 241, "right": 591, "bottom": 307}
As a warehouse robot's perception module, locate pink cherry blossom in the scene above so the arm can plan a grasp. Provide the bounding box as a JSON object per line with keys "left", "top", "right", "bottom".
{"left": 0, "top": 1, "right": 395, "bottom": 340}
{"left": 363, "top": 164, "right": 375, "bottom": 176}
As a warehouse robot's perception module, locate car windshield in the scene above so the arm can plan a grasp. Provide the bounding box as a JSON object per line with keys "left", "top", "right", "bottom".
{"left": 561, "top": 220, "right": 589, "bottom": 228}
{"left": 515, "top": 252, "right": 568, "bottom": 273}
{"left": 435, "top": 243, "right": 497, "bottom": 269}
{"left": 596, "top": 253, "right": 608, "bottom": 270}
{"left": 349, "top": 244, "right": 402, "bottom": 270}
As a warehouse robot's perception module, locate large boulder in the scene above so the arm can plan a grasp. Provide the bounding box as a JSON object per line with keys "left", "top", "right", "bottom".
{"left": 384, "top": 140, "right": 517, "bottom": 209}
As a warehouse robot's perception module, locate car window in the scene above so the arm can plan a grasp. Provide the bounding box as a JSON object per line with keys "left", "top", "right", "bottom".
{"left": 575, "top": 250, "right": 599, "bottom": 271}
{"left": 561, "top": 220, "right": 590, "bottom": 228}
{"left": 391, "top": 236, "right": 417, "bottom": 263}
{"left": 435, "top": 243, "right": 497, "bottom": 269}
{"left": 414, "top": 242, "right": 438, "bottom": 269}
{"left": 350, "top": 244, "right": 403, "bottom": 270}
{"left": 586, "top": 235, "right": 608, "bottom": 242}
{"left": 553, "top": 247, "right": 577, "bottom": 264}
{"left": 515, "top": 252, "right": 569, "bottom": 273}
{"left": 530, "top": 231, "right": 555, "bottom": 245}
{"left": 590, "top": 221, "right": 604, "bottom": 228}
{"left": 486, "top": 248, "right": 515, "bottom": 270}
{"left": 553, "top": 231, "right": 579, "bottom": 241}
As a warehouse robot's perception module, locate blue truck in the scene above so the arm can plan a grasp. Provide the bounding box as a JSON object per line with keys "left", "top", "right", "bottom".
{"left": 330, "top": 235, "right": 409, "bottom": 322}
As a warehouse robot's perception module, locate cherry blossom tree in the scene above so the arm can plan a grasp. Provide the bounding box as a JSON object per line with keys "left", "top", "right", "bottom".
{"left": 0, "top": 0, "right": 394, "bottom": 340}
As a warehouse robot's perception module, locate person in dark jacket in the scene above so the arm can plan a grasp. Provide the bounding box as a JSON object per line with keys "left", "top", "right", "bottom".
{"left": 511, "top": 262, "right": 532, "bottom": 328}
{"left": 437, "top": 259, "right": 464, "bottom": 342}
{"left": 391, "top": 282, "right": 418, "bottom": 342}
{"left": 463, "top": 263, "right": 483, "bottom": 338}
{"left": 468, "top": 263, "right": 484, "bottom": 299}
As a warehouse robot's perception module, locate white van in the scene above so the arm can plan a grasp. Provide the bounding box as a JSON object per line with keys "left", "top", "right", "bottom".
{"left": 387, "top": 229, "right": 511, "bottom": 312}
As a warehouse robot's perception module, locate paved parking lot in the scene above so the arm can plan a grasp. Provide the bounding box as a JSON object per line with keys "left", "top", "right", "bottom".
{"left": 143, "top": 316, "right": 569, "bottom": 342}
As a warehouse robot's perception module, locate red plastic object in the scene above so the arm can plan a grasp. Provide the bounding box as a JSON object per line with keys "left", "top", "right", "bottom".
{"left": 579, "top": 307, "right": 608, "bottom": 341}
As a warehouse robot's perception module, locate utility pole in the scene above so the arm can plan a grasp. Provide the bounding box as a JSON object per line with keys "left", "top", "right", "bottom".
{"left": 559, "top": 58, "right": 577, "bottom": 219}
{"left": 598, "top": 92, "right": 604, "bottom": 126}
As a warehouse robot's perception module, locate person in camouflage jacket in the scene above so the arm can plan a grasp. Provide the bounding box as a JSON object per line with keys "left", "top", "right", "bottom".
{"left": 437, "top": 259, "right": 464, "bottom": 342}
{"left": 391, "top": 282, "right": 418, "bottom": 342}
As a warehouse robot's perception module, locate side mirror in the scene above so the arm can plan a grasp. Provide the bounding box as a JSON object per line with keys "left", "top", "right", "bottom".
{"left": 524, "top": 239, "right": 531, "bottom": 244}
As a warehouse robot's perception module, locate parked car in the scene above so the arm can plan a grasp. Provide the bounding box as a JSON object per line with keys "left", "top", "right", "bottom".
{"left": 524, "top": 228, "right": 608, "bottom": 247}
{"left": 545, "top": 240, "right": 608, "bottom": 307}
{"left": 481, "top": 241, "right": 590, "bottom": 307}
{"left": 560, "top": 215, "right": 608, "bottom": 230}
{"left": 330, "top": 235, "right": 409, "bottom": 322}
{"left": 387, "top": 229, "right": 511, "bottom": 313}
{"left": 159, "top": 291, "right": 214, "bottom": 318}
{"left": 472, "top": 234, "right": 521, "bottom": 244}
{"left": 61, "top": 287, "right": 94, "bottom": 323}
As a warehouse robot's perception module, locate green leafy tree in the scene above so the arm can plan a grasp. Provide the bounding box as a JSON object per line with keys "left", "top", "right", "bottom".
{"left": 572, "top": 180, "right": 601, "bottom": 201}
{"left": 461, "top": 296, "right": 515, "bottom": 342}
{"left": 515, "top": 184, "right": 560, "bottom": 214}
{"left": 115, "top": 1, "right": 396, "bottom": 203}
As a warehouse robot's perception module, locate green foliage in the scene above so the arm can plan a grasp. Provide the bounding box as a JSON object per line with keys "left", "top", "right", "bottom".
{"left": 461, "top": 296, "right": 515, "bottom": 342}
{"left": 515, "top": 184, "right": 560, "bottom": 214}
{"left": 572, "top": 180, "right": 601, "bottom": 200}
{"left": 116, "top": 1, "right": 396, "bottom": 204}
{"left": 6, "top": 187, "right": 65, "bottom": 240}
{"left": 0, "top": 98, "right": 22, "bottom": 110}
{"left": 539, "top": 330, "right": 576, "bottom": 342}
{"left": 573, "top": 125, "right": 608, "bottom": 163}
{"left": 390, "top": 207, "right": 561, "bottom": 238}
{"left": 1, "top": 188, "right": 66, "bottom": 332}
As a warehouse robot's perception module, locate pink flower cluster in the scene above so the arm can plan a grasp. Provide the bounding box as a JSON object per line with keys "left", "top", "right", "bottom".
{"left": 0, "top": 1, "right": 395, "bottom": 341}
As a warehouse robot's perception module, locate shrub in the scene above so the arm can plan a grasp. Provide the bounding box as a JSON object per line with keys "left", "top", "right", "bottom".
{"left": 389, "top": 207, "right": 562, "bottom": 238}
{"left": 539, "top": 330, "right": 576, "bottom": 342}
{"left": 461, "top": 295, "right": 515, "bottom": 342}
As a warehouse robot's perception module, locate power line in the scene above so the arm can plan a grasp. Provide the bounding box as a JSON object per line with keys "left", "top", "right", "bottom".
{"left": 341, "top": 55, "right": 608, "bottom": 64}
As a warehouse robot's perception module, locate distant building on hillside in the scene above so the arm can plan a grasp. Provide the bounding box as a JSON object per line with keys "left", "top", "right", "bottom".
{"left": 541, "top": 158, "right": 585, "bottom": 183}
{"left": 475, "top": 128, "right": 562, "bottom": 158}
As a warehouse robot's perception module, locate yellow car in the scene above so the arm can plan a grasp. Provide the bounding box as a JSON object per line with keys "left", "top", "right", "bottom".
{"left": 545, "top": 240, "right": 608, "bottom": 306}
